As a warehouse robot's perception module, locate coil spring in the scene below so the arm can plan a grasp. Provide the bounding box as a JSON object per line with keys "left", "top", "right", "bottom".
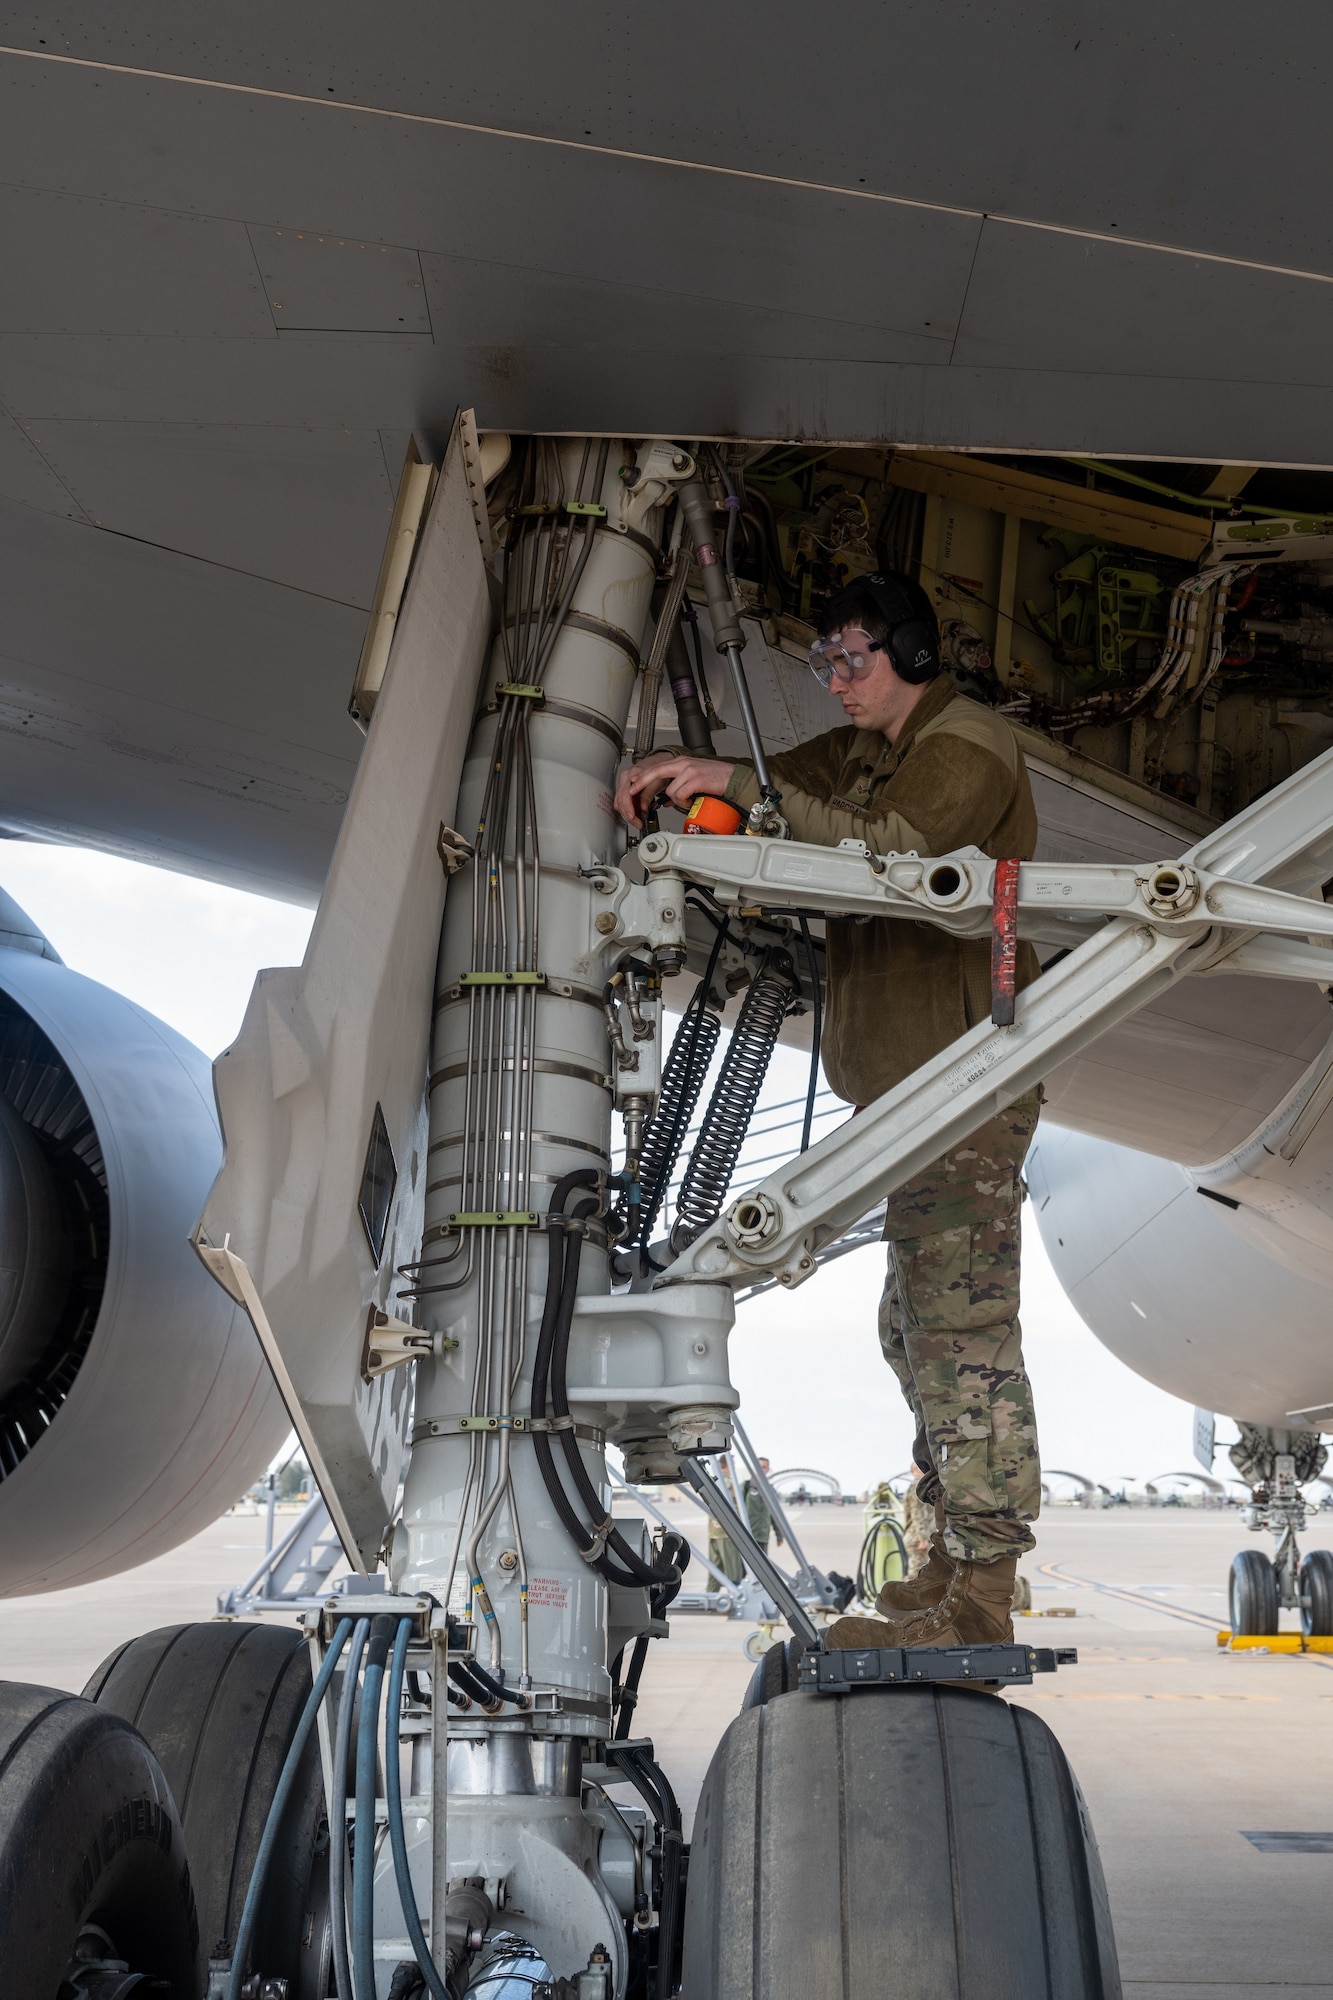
{"left": 635, "top": 999, "right": 722, "bottom": 1242}
{"left": 670, "top": 956, "right": 797, "bottom": 1252}
{"left": 610, "top": 986, "right": 721, "bottom": 1244}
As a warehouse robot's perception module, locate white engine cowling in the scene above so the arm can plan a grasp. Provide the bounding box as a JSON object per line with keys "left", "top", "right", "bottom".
{"left": 0, "top": 891, "right": 287, "bottom": 1594}
{"left": 1028, "top": 1119, "right": 1333, "bottom": 1430}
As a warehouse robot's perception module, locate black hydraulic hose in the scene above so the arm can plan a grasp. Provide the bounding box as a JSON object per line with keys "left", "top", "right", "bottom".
{"left": 680, "top": 593, "right": 717, "bottom": 724}
{"left": 613, "top": 1530, "right": 690, "bottom": 1738}
{"left": 225, "top": 1616, "right": 353, "bottom": 2000}
{"left": 642, "top": 1750, "right": 684, "bottom": 2000}
{"left": 604, "top": 1745, "right": 663, "bottom": 1885}
{"left": 448, "top": 1656, "right": 528, "bottom": 1710}
{"left": 613, "top": 1637, "right": 651, "bottom": 1739}
{"left": 385, "top": 1618, "right": 449, "bottom": 2000}
{"left": 529, "top": 1182, "right": 647, "bottom": 1589}
{"left": 607, "top": 1744, "right": 683, "bottom": 2000}
{"left": 329, "top": 1617, "right": 371, "bottom": 2000}
{"left": 548, "top": 1218, "right": 680, "bottom": 1588}
{"left": 797, "top": 914, "right": 822, "bottom": 1155}
{"left": 530, "top": 1174, "right": 600, "bottom": 1425}
{"left": 716, "top": 452, "right": 740, "bottom": 597}
{"left": 744, "top": 485, "right": 788, "bottom": 605}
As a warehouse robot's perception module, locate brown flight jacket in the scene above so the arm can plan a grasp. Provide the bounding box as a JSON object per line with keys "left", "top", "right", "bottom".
{"left": 721, "top": 676, "right": 1041, "bottom": 1106}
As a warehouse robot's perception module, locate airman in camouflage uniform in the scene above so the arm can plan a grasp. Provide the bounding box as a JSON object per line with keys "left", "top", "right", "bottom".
{"left": 880, "top": 1089, "right": 1042, "bottom": 1565}
{"left": 615, "top": 570, "right": 1045, "bottom": 1646}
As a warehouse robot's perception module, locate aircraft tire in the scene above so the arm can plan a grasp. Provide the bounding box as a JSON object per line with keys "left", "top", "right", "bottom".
{"left": 740, "top": 1635, "right": 805, "bottom": 1710}
{"left": 86, "top": 1621, "right": 330, "bottom": 1992}
{"left": 0, "top": 1679, "right": 201, "bottom": 1996}
{"left": 682, "top": 1684, "right": 1121, "bottom": 1999}
{"left": 1229, "top": 1549, "right": 1280, "bottom": 1635}
{"left": 1300, "top": 1548, "right": 1333, "bottom": 1637}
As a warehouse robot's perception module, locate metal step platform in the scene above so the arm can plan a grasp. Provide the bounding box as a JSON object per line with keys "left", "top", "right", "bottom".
{"left": 804, "top": 1641, "right": 1079, "bottom": 1692}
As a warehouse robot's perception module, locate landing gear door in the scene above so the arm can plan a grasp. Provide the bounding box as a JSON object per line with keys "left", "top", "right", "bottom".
{"left": 193, "top": 412, "right": 494, "bottom": 1569}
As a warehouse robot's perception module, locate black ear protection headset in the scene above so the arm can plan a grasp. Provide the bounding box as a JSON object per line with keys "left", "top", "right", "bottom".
{"left": 860, "top": 571, "right": 941, "bottom": 684}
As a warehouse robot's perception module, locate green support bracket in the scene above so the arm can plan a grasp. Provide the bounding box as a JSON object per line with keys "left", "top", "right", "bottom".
{"left": 458, "top": 971, "right": 548, "bottom": 988}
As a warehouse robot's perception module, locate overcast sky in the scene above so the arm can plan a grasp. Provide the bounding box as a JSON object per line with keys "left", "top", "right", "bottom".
{"left": 0, "top": 838, "right": 1217, "bottom": 1496}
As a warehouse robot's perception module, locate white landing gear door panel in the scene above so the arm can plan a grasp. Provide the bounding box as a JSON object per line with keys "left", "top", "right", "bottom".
{"left": 194, "top": 414, "right": 492, "bottom": 1569}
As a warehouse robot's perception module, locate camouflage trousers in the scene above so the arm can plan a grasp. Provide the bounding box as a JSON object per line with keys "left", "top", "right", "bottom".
{"left": 879, "top": 1090, "right": 1042, "bottom": 1562}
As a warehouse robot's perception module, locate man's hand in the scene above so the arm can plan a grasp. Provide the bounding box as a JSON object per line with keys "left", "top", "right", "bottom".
{"left": 614, "top": 753, "right": 739, "bottom": 828}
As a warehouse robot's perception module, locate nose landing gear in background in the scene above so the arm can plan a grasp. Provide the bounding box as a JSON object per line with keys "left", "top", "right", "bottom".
{"left": 1227, "top": 1423, "right": 1333, "bottom": 1638}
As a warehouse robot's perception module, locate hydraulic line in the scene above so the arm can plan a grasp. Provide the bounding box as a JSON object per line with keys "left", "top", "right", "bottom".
{"left": 225, "top": 1615, "right": 353, "bottom": 2000}
{"left": 632, "top": 543, "right": 699, "bottom": 759}
{"left": 680, "top": 593, "right": 718, "bottom": 726}
{"left": 526, "top": 1178, "right": 680, "bottom": 1589}
{"left": 670, "top": 952, "right": 798, "bottom": 1252}
{"left": 547, "top": 1224, "right": 680, "bottom": 1587}
{"left": 448, "top": 1655, "right": 528, "bottom": 1710}
{"left": 612, "top": 1529, "right": 689, "bottom": 1739}
{"left": 442, "top": 442, "right": 616, "bottom": 1677}
{"left": 711, "top": 447, "right": 742, "bottom": 607}
{"left": 605, "top": 1743, "right": 684, "bottom": 2000}
{"left": 353, "top": 1616, "right": 395, "bottom": 2000}
{"left": 329, "top": 1616, "right": 371, "bottom": 2000}
{"left": 528, "top": 1191, "right": 627, "bottom": 1581}
{"left": 528, "top": 1184, "right": 654, "bottom": 1589}
{"left": 384, "top": 1618, "right": 448, "bottom": 2000}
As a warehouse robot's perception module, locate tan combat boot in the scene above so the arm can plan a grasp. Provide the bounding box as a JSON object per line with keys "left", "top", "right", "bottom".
{"left": 874, "top": 1533, "right": 954, "bottom": 1615}
{"left": 886, "top": 1552, "right": 1019, "bottom": 1648}
{"left": 823, "top": 1530, "right": 955, "bottom": 1649}
{"left": 822, "top": 1610, "right": 899, "bottom": 1649}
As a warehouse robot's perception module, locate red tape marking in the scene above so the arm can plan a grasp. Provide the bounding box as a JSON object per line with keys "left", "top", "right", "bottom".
{"left": 991, "top": 857, "right": 1020, "bottom": 1026}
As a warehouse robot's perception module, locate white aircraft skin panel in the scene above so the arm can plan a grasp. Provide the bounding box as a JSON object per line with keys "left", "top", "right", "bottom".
{"left": 1041, "top": 974, "right": 1333, "bottom": 1166}
{"left": 1031, "top": 1121, "right": 1333, "bottom": 1429}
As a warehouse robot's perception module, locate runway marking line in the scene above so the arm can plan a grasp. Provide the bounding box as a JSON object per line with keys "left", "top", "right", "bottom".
{"left": 1039, "top": 1561, "right": 1231, "bottom": 1631}
{"left": 1021, "top": 1691, "right": 1278, "bottom": 1702}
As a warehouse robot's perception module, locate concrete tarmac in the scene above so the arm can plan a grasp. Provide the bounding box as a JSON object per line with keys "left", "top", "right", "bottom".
{"left": 5, "top": 1500, "right": 1333, "bottom": 1997}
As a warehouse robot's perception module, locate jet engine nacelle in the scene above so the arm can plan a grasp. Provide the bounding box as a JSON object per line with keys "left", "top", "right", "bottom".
{"left": 1028, "top": 1121, "right": 1333, "bottom": 1431}
{"left": 0, "top": 894, "right": 287, "bottom": 1595}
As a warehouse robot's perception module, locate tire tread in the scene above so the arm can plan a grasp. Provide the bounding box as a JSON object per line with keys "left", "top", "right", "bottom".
{"left": 683, "top": 1686, "right": 1121, "bottom": 2000}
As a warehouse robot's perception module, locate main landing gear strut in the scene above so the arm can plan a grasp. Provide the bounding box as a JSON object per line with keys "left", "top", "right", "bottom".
{"left": 11, "top": 422, "right": 1333, "bottom": 1992}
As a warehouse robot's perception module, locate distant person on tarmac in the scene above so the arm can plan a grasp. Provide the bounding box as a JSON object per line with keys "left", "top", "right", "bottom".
{"left": 742, "top": 1458, "right": 783, "bottom": 1553}
{"left": 705, "top": 1516, "right": 743, "bottom": 1591}
{"left": 616, "top": 573, "right": 1043, "bottom": 1648}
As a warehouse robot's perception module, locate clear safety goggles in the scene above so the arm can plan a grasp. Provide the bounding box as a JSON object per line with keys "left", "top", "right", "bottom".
{"left": 807, "top": 631, "right": 885, "bottom": 689}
